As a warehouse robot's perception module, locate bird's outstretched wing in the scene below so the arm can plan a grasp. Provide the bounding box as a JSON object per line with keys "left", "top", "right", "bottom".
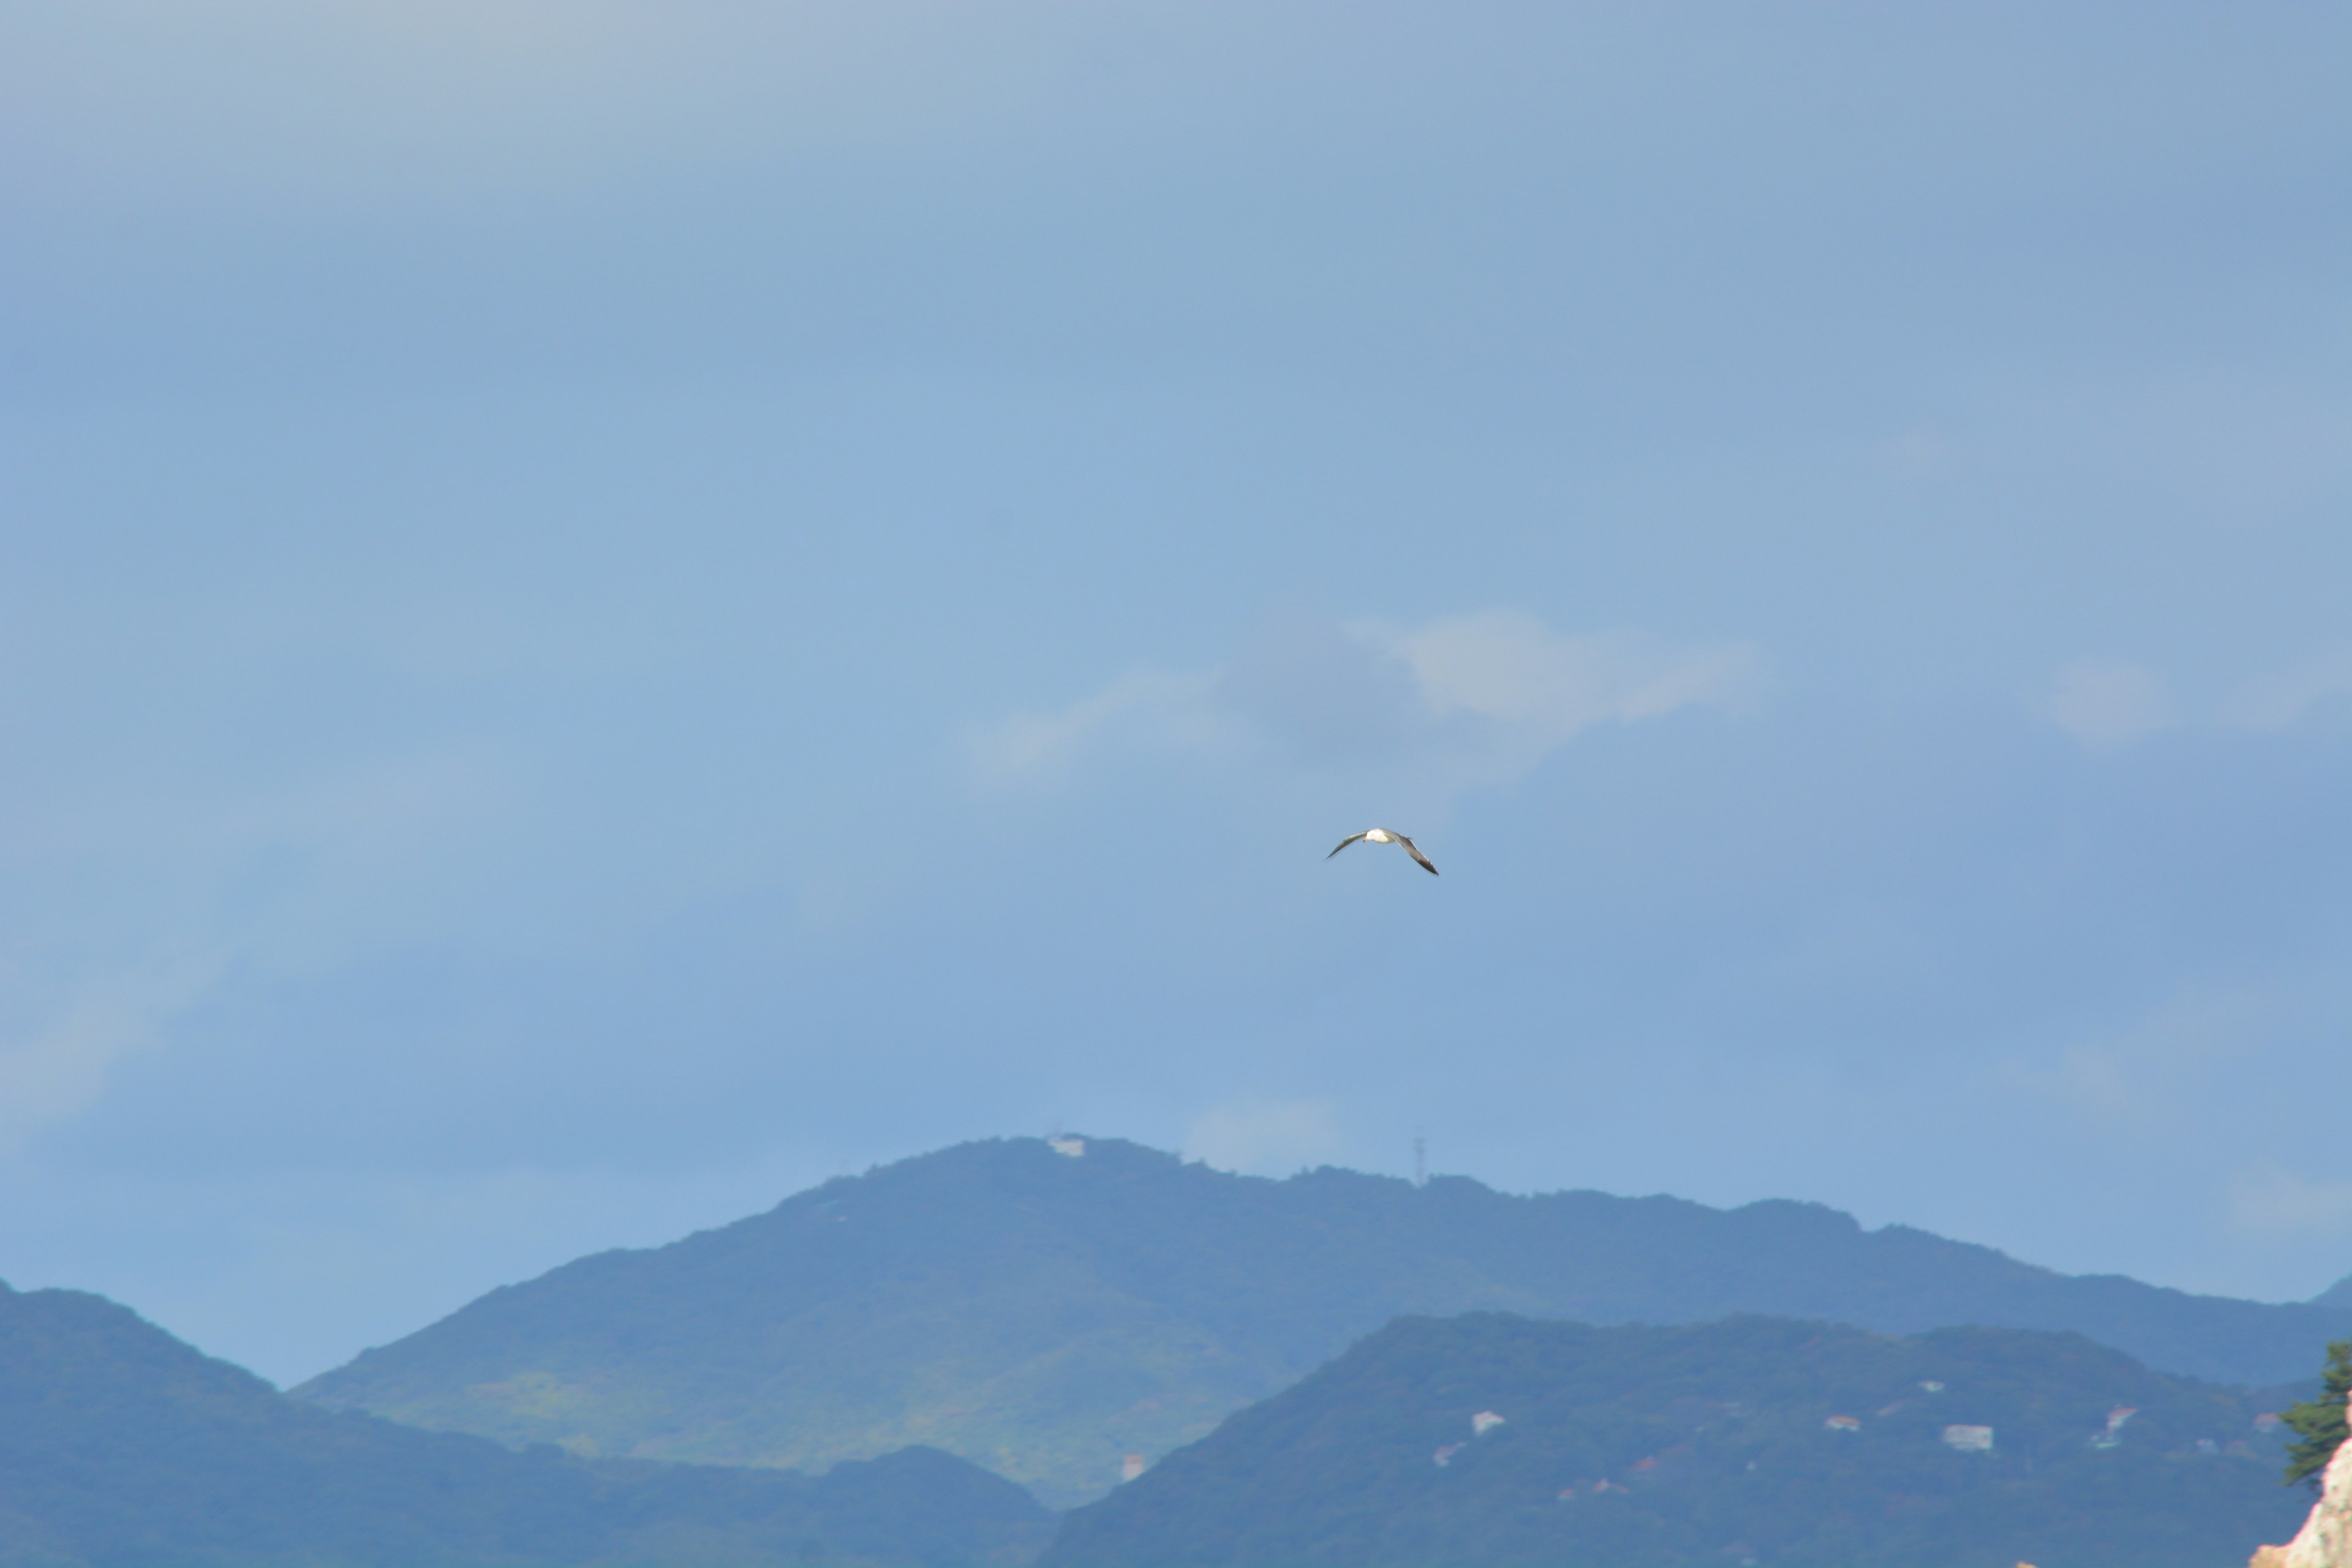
{"left": 1328, "top": 831, "right": 1372, "bottom": 858}
{"left": 1396, "top": 835, "right": 1440, "bottom": 875}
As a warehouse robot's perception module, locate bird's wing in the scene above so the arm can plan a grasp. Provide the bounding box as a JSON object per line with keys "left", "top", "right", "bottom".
{"left": 1327, "top": 831, "right": 1372, "bottom": 858}
{"left": 1396, "top": 835, "right": 1440, "bottom": 875}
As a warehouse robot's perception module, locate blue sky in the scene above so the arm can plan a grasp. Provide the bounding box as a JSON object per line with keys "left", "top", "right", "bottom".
{"left": 3, "top": 2, "right": 2348, "bottom": 1387}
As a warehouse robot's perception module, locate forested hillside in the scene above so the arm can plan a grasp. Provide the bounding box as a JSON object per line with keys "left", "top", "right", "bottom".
{"left": 0, "top": 1278, "right": 1052, "bottom": 1568}
{"left": 296, "top": 1136, "right": 2351, "bottom": 1506}
{"left": 1046, "top": 1313, "right": 2307, "bottom": 1568}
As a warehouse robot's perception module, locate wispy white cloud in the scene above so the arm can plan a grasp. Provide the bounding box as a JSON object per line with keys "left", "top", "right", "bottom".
{"left": 1395, "top": 610, "right": 1761, "bottom": 750}
{"left": 2043, "top": 644, "right": 2352, "bottom": 747}
{"left": 971, "top": 609, "right": 1761, "bottom": 793}
{"left": 0, "top": 956, "right": 219, "bottom": 1152}
{"left": 2220, "top": 643, "right": 2352, "bottom": 732}
{"left": 2045, "top": 659, "right": 2174, "bottom": 747}
{"left": 966, "top": 671, "right": 1218, "bottom": 782}
{"left": 2019, "top": 982, "right": 2277, "bottom": 1130}
{"left": 0, "top": 750, "right": 521, "bottom": 1147}
{"left": 1185, "top": 1098, "right": 1341, "bottom": 1177}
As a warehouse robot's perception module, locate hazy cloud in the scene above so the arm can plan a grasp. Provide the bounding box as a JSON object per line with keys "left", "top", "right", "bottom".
{"left": 0, "top": 957, "right": 219, "bottom": 1151}
{"left": 1, "top": 2, "right": 1096, "bottom": 211}
{"left": 966, "top": 671, "right": 1218, "bottom": 781}
{"left": 2046, "top": 659, "right": 2174, "bottom": 747}
{"left": 2228, "top": 1163, "right": 2352, "bottom": 1239}
{"left": 974, "top": 610, "right": 1761, "bottom": 792}
{"left": 2022, "top": 982, "right": 2278, "bottom": 1131}
{"left": 2222, "top": 644, "right": 2352, "bottom": 732}
{"left": 1185, "top": 1098, "right": 1341, "bottom": 1177}
{"left": 2041, "top": 646, "right": 2352, "bottom": 745}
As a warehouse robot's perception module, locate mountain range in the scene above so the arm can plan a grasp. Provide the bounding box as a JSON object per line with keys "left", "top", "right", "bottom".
{"left": 0, "top": 1276, "right": 1052, "bottom": 1568}
{"left": 294, "top": 1134, "right": 2352, "bottom": 1507}
{"left": 1044, "top": 1312, "right": 2311, "bottom": 1568}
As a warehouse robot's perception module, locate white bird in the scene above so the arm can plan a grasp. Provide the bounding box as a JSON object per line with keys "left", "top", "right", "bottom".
{"left": 1327, "top": 828, "right": 1439, "bottom": 875}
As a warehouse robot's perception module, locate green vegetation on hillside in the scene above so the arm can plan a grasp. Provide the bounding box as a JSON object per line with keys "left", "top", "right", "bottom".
{"left": 2281, "top": 1338, "right": 2352, "bottom": 1488}
{"left": 0, "top": 1278, "right": 1052, "bottom": 1568}
{"left": 294, "top": 1136, "right": 2352, "bottom": 1507}
{"left": 1046, "top": 1313, "right": 2307, "bottom": 1568}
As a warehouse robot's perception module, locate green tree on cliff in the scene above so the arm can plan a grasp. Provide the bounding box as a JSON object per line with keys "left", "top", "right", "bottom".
{"left": 2282, "top": 1338, "right": 2352, "bottom": 1489}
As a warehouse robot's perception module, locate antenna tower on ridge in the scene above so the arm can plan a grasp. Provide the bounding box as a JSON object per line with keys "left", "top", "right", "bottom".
{"left": 1412, "top": 1133, "right": 1427, "bottom": 1188}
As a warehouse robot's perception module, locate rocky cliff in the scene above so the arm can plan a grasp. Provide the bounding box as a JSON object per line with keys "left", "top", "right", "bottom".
{"left": 2254, "top": 1397, "right": 2352, "bottom": 1568}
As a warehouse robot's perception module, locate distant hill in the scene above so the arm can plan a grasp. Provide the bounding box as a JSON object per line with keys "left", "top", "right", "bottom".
{"left": 1046, "top": 1313, "right": 2308, "bottom": 1568}
{"left": 295, "top": 1136, "right": 2352, "bottom": 1508}
{"left": 0, "top": 1277, "right": 1052, "bottom": 1568}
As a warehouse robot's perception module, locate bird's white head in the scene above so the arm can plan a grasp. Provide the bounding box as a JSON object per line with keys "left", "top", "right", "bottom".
{"left": 1366, "top": 828, "right": 1395, "bottom": 843}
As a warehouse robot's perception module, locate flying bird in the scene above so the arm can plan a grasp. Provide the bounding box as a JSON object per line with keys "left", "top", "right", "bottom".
{"left": 1327, "top": 828, "right": 1439, "bottom": 875}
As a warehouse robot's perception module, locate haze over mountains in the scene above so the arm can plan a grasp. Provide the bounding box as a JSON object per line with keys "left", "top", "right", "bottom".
{"left": 296, "top": 1136, "right": 2352, "bottom": 1508}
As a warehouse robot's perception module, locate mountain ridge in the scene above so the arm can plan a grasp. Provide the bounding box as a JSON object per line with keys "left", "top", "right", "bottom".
{"left": 1043, "top": 1311, "right": 2310, "bottom": 1568}
{"left": 0, "top": 1275, "right": 1053, "bottom": 1568}
{"left": 295, "top": 1135, "right": 2352, "bottom": 1507}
